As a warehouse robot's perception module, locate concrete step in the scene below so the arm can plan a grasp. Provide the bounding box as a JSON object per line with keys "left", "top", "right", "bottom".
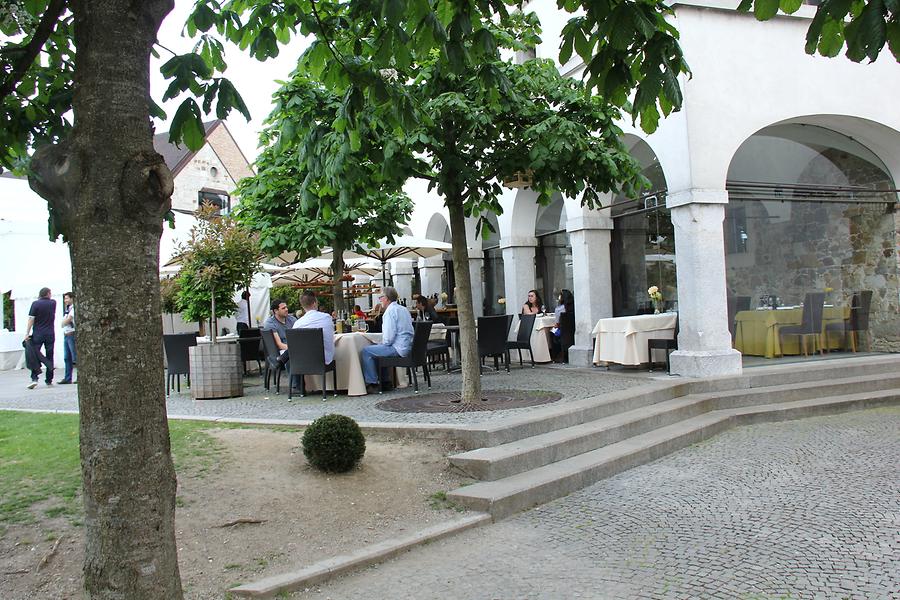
{"left": 458, "top": 355, "right": 900, "bottom": 449}
{"left": 451, "top": 371, "right": 900, "bottom": 481}
{"left": 447, "top": 389, "right": 900, "bottom": 520}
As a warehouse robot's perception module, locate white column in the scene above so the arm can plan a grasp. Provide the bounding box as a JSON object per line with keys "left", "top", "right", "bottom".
{"left": 467, "top": 249, "right": 485, "bottom": 318}
{"left": 566, "top": 214, "right": 613, "bottom": 367}
{"left": 501, "top": 236, "right": 537, "bottom": 315}
{"left": 391, "top": 260, "right": 415, "bottom": 305}
{"left": 668, "top": 190, "right": 742, "bottom": 378}
{"left": 419, "top": 255, "right": 444, "bottom": 298}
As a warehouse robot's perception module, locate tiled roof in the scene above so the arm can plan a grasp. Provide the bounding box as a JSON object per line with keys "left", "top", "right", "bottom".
{"left": 153, "top": 120, "right": 221, "bottom": 176}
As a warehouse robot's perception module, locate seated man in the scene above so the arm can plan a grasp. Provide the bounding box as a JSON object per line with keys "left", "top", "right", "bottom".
{"left": 263, "top": 298, "right": 296, "bottom": 364}
{"left": 360, "top": 286, "right": 413, "bottom": 394}
{"left": 292, "top": 291, "right": 335, "bottom": 366}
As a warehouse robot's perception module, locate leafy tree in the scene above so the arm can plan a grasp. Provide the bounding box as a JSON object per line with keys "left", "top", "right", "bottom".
{"left": 174, "top": 203, "right": 261, "bottom": 338}
{"left": 279, "top": 13, "right": 647, "bottom": 401}
{"left": 234, "top": 73, "right": 414, "bottom": 312}
{"left": 738, "top": 0, "right": 899, "bottom": 63}
{"left": 0, "top": 0, "right": 690, "bottom": 595}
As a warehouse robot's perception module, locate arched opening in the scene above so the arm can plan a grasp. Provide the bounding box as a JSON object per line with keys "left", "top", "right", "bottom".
{"left": 610, "top": 139, "right": 674, "bottom": 316}
{"left": 725, "top": 122, "right": 900, "bottom": 357}
{"left": 535, "top": 193, "right": 572, "bottom": 310}
{"left": 481, "top": 213, "right": 505, "bottom": 315}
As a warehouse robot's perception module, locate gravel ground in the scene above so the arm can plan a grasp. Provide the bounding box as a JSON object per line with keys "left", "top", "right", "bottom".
{"left": 0, "top": 365, "right": 658, "bottom": 425}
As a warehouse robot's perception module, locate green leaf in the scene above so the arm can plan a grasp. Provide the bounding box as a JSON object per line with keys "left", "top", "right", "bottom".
{"left": 754, "top": 0, "right": 781, "bottom": 20}
{"left": 383, "top": 0, "right": 404, "bottom": 26}
{"left": 170, "top": 99, "right": 205, "bottom": 150}
{"left": 887, "top": 21, "right": 900, "bottom": 61}
{"left": 192, "top": 5, "right": 215, "bottom": 32}
{"left": 780, "top": 0, "right": 803, "bottom": 14}
{"left": 818, "top": 19, "right": 845, "bottom": 57}
{"left": 736, "top": 0, "right": 753, "bottom": 11}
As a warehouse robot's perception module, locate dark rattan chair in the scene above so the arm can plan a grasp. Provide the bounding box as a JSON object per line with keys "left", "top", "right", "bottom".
{"left": 377, "top": 321, "right": 433, "bottom": 393}
{"left": 648, "top": 316, "right": 679, "bottom": 373}
{"left": 558, "top": 312, "right": 576, "bottom": 363}
{"left": 163, "top": 333, "right": 197, "bottom": 395}
{"left": 477, "top": 315, "right": 511, "bottom": 373}
{"left": 426, "top": 325, "right": 451, "bottom": 372}
{"left": 507, "top": 313, "right": 537, "bottom": 368}
{"left": 778, "top": 292, "right": 825, "bottom": 356}
{"left": 260, "top": 328, "right": 285, "bottom": 393}
{"left": 238, "top": 327, "right": 263, "bottom": 375}
{"left": 285, "top": 328, "right": 337, "bottom": 401}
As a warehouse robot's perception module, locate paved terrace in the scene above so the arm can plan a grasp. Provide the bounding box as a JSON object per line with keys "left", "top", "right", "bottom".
{"left": 0, "top": 365, "right": 656, "bottom": 425}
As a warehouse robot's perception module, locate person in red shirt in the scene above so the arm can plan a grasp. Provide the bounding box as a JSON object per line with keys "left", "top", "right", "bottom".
{"left": 353, "top": 305, "right": 367, "bottom": 319}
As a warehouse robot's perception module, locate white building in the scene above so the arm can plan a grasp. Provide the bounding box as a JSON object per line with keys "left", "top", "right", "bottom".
{"left": 395, "top": 0, "right": 900, "bottom": 376}
{"left": 0, "top": 120, "right": 267, "bottom": 368}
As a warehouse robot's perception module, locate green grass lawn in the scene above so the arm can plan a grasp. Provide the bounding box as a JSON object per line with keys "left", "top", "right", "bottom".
{"left": 0, "top": 411, "right": 264, "bottom": 526}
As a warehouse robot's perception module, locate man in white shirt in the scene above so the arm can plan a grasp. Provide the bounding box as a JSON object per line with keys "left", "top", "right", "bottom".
{"left": 360, "top": 286, "right": 414, "bottom": 394}
{"left": 292, "top": 291, "right": 335, "bottom": 365}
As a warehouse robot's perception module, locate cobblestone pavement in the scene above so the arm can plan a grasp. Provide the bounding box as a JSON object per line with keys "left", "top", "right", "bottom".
{"left": 294, "top": 408, "right": 900, "bottom": 599}
{"left": 0, "top": 365, "right": 655, "bottom": 425}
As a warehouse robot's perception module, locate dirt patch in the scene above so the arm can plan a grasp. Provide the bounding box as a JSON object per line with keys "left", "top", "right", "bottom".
{"left": 0, "top": 428, "right": 471, "bottom": 599}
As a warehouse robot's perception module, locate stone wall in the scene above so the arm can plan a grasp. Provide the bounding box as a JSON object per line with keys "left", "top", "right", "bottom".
{"left": 725, "top": 199, "right": 900, "bottom": 351}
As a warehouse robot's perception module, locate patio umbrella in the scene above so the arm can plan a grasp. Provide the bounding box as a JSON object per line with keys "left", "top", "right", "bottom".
{"left": 327, "top": 235, "right": 452, "bottom": 287}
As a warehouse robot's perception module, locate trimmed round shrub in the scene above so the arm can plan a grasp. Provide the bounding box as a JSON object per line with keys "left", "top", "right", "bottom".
{"left": 301, "top": 414, "right": 366, "bottom": 473}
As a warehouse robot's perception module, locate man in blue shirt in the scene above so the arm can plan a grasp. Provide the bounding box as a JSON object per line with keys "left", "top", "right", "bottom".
{"left": 24, "top": 287, "right": 56, "bottom": 389}
{"left": 361, "top": 286, "right": 413, "bottom": 394}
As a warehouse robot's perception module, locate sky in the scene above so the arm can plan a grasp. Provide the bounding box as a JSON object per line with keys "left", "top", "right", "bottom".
{"left": 150, "top": 1, "right": 311, "bottom": 164}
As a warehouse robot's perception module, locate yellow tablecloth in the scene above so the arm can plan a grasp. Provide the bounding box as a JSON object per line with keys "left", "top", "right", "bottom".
{"left": 734, "top": 306, "right": 849, "bottom": 358}
{"left": 592, "top": 313, "right": 678, "bottom": 366}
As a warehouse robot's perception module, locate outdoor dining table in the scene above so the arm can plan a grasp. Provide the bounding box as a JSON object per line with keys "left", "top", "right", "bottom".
{"left": 303, "top": 331, "right": 408, "bottom": 397}
{"left": 734, "top": 306, "right": 849, "bottom": 358}
{"left": 592, "top": 313, "right": 678, "bottom": 366}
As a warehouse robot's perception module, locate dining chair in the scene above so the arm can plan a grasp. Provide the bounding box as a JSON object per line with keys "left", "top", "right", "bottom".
{"left": 377, "top": 321, "right": 433, "bottom": 392}
{"left": 426, "top": 326, "right": 451, "bottom": 372}
{"left": 238, "top": 327, "right": 263, "bottom": 375}
{"left": 285, "top": 328, "right": 337, "bottom": 401}
{"left": 162, "top": 333, "right": 197, "bottom": 395}
{"left": 777, "top": 292, "right": 825, "bottom": 356}
{"left": 507, "top": 313, "right": 537, "bottom": 368}
{"left": 477, "top": 315, "right": 511, "bottom": 373}
{"left": 824, "top": 290, "right": 873, "bottom": 352}
{"left": 558, "top": 312, "right": 576, "bottom": 363}
{"left": 648, "top": 316, "right": 679, "bottom": 373}
{"left": 260, "top": 328, "right": 285, "bottom": 393}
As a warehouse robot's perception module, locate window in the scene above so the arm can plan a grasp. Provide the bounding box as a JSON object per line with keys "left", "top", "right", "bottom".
{"left": 724, "top": 207, "right": 749, "bottom": 255}
{"left": 198, "top": 189, "right": 230, "bottom": 214}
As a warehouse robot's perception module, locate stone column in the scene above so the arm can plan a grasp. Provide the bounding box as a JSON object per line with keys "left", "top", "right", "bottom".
{"left": 419, "top": 255, "right": 444, "bottom": 298}
{"left": 391, "top": 260, "right": 415, "bottom": 305}
{"left": 566, "top": 214, "right": 613, "bottom": 367}
{"left": 501, "top": 236, "right": 537, "bottom": 315}
{"left": 467, "top": 249, "right": 485, "bottom": 318}
{"left": 668, "top": 190, "right": 742, "bottom": 378}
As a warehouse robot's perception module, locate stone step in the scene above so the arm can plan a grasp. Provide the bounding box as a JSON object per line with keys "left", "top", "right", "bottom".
{"left": 451, "top": 371, "right": 900, "bottom": 481}
{"left": 447, "top": 389, "right": 900, "bottom": 520}
{"left": 458, "top": 355, "right": 900, "bottom": 449}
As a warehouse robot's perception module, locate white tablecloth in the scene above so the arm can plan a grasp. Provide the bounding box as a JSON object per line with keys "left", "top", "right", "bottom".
{"left": 592, "top": 313, "right": 678, "bottom": 366}
{"left": 303, "top": 332, "right": 407, "bottom": 396}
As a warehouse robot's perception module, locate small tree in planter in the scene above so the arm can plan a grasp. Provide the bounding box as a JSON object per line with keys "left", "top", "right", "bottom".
{"left": 175, "top": 204, "right": 261, "bottom": 342}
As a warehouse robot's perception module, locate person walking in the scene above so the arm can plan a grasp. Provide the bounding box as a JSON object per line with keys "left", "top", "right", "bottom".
{"left": 24, "top": 287, "right": 56, "bottom": 389}
{"left": 59, "top": 291, "right": 76, "bottom": 384}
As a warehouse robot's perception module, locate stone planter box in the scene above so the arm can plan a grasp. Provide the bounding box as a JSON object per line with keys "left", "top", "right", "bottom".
{"left": 189, "top": 342, "right": 243, "bottom": 400}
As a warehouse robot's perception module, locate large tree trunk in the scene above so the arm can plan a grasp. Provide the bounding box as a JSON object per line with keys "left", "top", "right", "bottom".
{"left": 29, "top": 1, "right": 183, "bottom": 598}
{"left": 446, "top": 193, "right": 482, "bottom": 403}
{"left": 331, "top": 240, "right": 346, "bottom": 314}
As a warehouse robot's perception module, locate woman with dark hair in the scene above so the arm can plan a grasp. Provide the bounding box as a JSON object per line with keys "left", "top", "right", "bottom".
{"left": 416, "top": 295, "right": 440, "bottom": 322}
{"left": 522, "top": 289, "right": 543, "bottom": 315}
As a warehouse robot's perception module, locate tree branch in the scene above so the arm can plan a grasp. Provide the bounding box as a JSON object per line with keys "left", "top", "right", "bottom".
{"left": 309, "top": 0, "right": 347, "bottom": 71}
{"left": 0, "top": 0, "right": 68, "bottom": 102}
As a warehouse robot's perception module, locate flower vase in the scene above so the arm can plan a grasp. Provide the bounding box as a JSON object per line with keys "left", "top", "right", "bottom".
{"left": 654, "top": 301, "right": 664, "bottom": 314}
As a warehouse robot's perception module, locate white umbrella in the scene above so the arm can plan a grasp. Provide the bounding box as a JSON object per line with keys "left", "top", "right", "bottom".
{"left": 327, "top": 235, "right": 452, "bottom": 287}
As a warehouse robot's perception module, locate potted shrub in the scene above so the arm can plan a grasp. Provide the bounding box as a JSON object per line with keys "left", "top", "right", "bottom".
{"left": 175, "top": 204, "right": 261, "bottom": 398}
